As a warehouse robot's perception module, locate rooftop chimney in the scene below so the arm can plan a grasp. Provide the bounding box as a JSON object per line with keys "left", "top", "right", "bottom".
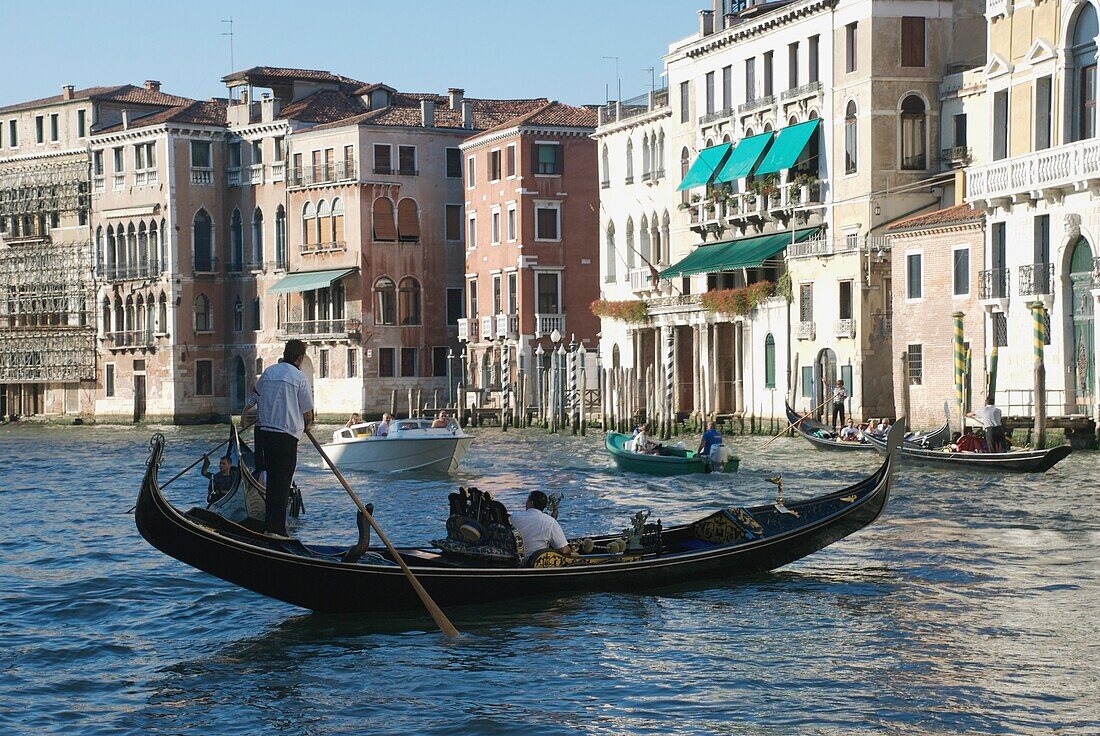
{"left": 144, "top": 80, "right": 161, "bottom": 92}
{"left": 449, "top": 88, "right": 465, "bottom": 110}
{"left": 712, "top": 0, "right": 724, "bottom": 31}
{"left": 421, "top": 99, "right": 436, "bottom": 128}
{"left": 62, "top": 85, "right": 75, "bottom": 100}
{"left": 121, "top": 109, "right": 129, "bottom": 130}
{"left": 461, "top": 99, "right": 473, "bottom": 128}
{"left": 699, "top": 9, "right": 714, "bottom": 36}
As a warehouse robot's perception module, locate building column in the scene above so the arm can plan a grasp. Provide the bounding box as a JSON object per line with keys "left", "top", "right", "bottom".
{"left": 734, "top": 321, "right": 745, "bottom": 414}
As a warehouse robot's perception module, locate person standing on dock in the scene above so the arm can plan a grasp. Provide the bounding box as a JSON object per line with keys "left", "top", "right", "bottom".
{"left": 830, "top": 379, "right": 848, "bottom": 429}
{"left": 245, "top": 339, "right": 314, "bottom": 538}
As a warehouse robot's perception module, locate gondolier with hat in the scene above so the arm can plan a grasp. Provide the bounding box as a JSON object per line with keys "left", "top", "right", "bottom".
{"left": 244, "top": 339, "right": 314, "bottom": 537}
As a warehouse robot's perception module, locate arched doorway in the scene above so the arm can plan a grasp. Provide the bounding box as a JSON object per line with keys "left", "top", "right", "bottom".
{"left": 232, "top": 356, "right": 247, "bottom": 414}
{"left": 815, "top": 347, "right": 838, "bottom": 420}
{"left": 1068, "top": 237, "right": 1094, "bottom": 413}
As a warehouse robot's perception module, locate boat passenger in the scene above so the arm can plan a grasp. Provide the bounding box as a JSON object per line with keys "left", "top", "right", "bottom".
{"left": 344, "top": 412, "right": 362, "bottom": 428}
{"left": 375, "top": 413, "right": 393, "bottom": 437}
{"left": 876, "top": 418, "right": 891, "bottom": 436}
{"left": 839, "top": 419, "right": 860, "bottom": 442}
{"left": 698, "top": 421, "right": 723, "bottom": 457}
{"left": 510, "top": 490, "right": 573, "bottom": 561}
{"left": 431, "top": 411, "right": 450, "bottom": 428}
{"left": 634, "top": 424, "right": 660, "bottom": 454}
{"left": 953, "top": 426, "right": 984, "bottom": 453}
{"left": 201, "top": 454, "right": 238, "bottom": 502}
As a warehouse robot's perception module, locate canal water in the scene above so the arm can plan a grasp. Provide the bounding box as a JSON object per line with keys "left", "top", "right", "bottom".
{"left": 2, "top": 423, "right": 1098, "bottom": 735}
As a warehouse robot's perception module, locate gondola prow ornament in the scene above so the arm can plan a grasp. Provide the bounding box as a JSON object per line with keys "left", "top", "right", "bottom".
{"left": 769, "top": 475, "right": 800, "bottom": 517}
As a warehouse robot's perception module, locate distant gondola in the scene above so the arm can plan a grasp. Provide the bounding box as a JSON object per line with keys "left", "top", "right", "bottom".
{"left": 784, "top": 402, "right": 949, "bottom": 452}
{"left": 134, "top": 423, "right": 905, "bottom": 614}
{"left": 864, "top": 431, "right": 1071, "bottom": 473}
{"left": 604, "top": 431, "right": 739, "bottom": 475}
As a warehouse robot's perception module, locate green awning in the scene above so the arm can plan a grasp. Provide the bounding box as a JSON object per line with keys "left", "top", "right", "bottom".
{"left": 267, "top": 268, "right": 356, "bottom": 294}
{"left": 713, "top": 133, "right": 774, "bottom": 183}
{"left": 676, "top": 143, "right": 732, "bottom": 191}
{"left": 659, "top": 228, "right": 821, "bottom": 279}
{"left": 753, "top": 119, "right": 821, "bottom": 175}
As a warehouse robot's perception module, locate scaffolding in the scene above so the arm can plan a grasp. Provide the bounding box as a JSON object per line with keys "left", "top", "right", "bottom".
{"left": 0, "top": 239, "right": 96, "bottom": 383}
{"left": 0, "top": 159, "right": 89, "bottom": 217}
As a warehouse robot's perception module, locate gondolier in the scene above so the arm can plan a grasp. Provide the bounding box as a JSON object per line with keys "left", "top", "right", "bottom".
{"left": 245, "top": 339, "right": 314, "bottom": 537}
{"left": 830, "top": 379, "right": 848, "bottom": 429}
{"left": 969, "top": 396, "right": 1005, "bottom": 452}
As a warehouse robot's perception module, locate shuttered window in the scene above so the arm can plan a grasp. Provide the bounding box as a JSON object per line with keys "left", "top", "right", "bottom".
{"left": 397, "top": 198, "right": 420, "bottom": 242}
{"left": 372, "top": 198, "right": 396, "bottom": 241}
{"left": 901, "top": 17, "right": 925, "bottom": 67}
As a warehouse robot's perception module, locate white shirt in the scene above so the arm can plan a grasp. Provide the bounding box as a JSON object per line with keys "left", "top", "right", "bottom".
{"left": 832, "top": 385, "right": 848, "bottom": 403}
{"left": 975, "top": 405, "right": 1003, "bottom": 428}
{"left": 249, "top": 360, "right": 314, "bottom": 439}
{"left": 510, "top": 508, "right": 568, "bottom": 556}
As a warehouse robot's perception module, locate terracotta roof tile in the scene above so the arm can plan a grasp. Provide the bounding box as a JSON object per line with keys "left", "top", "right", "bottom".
{"left": 278, "top": 90, "right": 365, "bottom": 123}
{"left": 305, "top": 94, "right": 552, "bottom": 133}
{"left": 0, "top": 84, "right": 189, "bottom": 114}
{"left": 221, "top": 66, "right": 363, "bottom": 88}
{"left": 474, "top": 101, "right": 598, "bottom": 137}
{"left": 885, "top": 203, "right": 982, "bottom": 232}
{"left": 94, "top": 99, "right": 228, "bottom": 133}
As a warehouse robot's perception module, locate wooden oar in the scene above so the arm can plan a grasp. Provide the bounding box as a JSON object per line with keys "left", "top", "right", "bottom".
{"left": 761, "top": 396, "right": 831, "bottom": 450}
{"left": 303, "top": 427, "right": 460, "bottom": 639}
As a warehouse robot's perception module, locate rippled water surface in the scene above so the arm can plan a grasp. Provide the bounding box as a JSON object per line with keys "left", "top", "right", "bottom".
{"left": 2, "top": 423, "right": 1099, "bottom": 735}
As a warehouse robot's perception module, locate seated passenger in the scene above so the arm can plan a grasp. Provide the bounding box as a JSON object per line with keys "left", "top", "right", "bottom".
{"left": 431, "top": 411, "right": 450, "bottom": 428}
{"left": 344, "top": 412, "right": 362, "bottom": 428}
{"left": 635, "top": 424, "right": 661, "bottom": 454}
{"left": 375, "top": 413, "right": 393, "bottom": 437}
{"left": 201, "top": 454, "right": 238, "bottom": 502}
{"left": 510, "top": 490, "right": 572, "bottom": 561}
{"left": 876, "top": 418, "right": 891, "bottom": 436}
{"left": 697, "top": 421, "right": 723, "bottom": 457}
{"left": 954, "top": 427, "right": 983, "bottom": 453}
{"left": 839, "top": 419, "right": 860, "bottom": 441}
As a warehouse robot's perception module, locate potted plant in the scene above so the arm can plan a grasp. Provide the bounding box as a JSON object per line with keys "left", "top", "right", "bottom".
{"left": 792, "top": 172, "right": 818, "bottom": 203}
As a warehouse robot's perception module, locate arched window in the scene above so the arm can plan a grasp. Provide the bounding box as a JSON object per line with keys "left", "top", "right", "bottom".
{"left": 1070, "top": 3, "right": 1099, "bottom": 142}
{"left": 332, "top": 280, "right": 345, "bottom": 320}
{"left": 194, "top": 294, "right": 212, "bottom": 332}
{"left": 252, "top": 208, "right": 264, "bottom": 265}
{"left": 680, "top": 146, "right": 690, "bottom": 204}
{"left": 114, "top": 296, "right": 123, "bottom": 332}
{"left": 252, "top": 296, "right": 262, "bottom": 330}
{"left": 605, "top": 222, "right": 617, "bottom": 282}
{"left": 372, "top": 197, "right": 397, "bottom": 241}
{"left": 149, "top": 219, "right": 160, "bottom": 272}
{"left": 233, "top": 295, "right": 243, "bottom": 332}
{"left": 900, "top": 95, "right": 927, "bottom": 170}
{"left": 625, "top": 217, "right": 635, "bottom": 270}
{"left": 95, "top": 227, "right": 105, "bottom": 275}
{"left": 229, "top": 208, "right": 243, "bottom": 269}
{"left": 106, "top": 225, "right": 117, "bottom": 274}
{"left": 317, "top": 199, "right": 330, "bottom": 246}
{"left": 135, "top": 295, "right": 145, "bottom": 333}
{"left": 126, "top": 223, "right": 137, "bottom": 271}
{"left": 101, "top": 297, "right": 111, "bottom": 336}
{"left": 124, "top": 295, "right": 134, "bottom": 332}
{"left": 397, "top": 198, "right": 421, "bottom": 242}
{"left": 612, "top": 344, "right": 620, "bottom": 370}
{"left": 275, "top": 205, "right": 287, "bottom": 267}
{"left": 399, "top": 276, "right": 422, "bottom": 325}
{"left": 762, "top": 123, "right": 772, "bottom": 133}
{"left": 845, "top": 101, "right": 858, "bottom": 174}
{"left": 601, "top": 143, "right": 610, "bottom": 184}
{"left": 789, "top": 115, "right": 799, "bottom": 126}
{"left": 722, "top": 133, "right": 732, "bottom": 143}
{"left": 374, "top": 277, "right": 396, "bottom": 325}
{"left": 764, "top": 333, "right": 776, "bottom": 388}
{"left": 331, "top": 197, "right": 345, "bottom": 245}
{"left": 193, "top": 209, "right": 213, "bottom": 271}
{"left": 158, "top": 292, "right": 167, "bottom": 333}
{"left": 640, "top": 215, "right": 650, "bottom": 265}
{"left": 661, "top": 211, "right": 671, "bottom": 265}
{"left": 137, "top": 222, "right": 148, "bottom": 272}
{"left": 301, "top": 201, "right": 316, "bottom": 246}
{"left": 642, "top": 133, "right": 651, "bottom": 177}
{"left": 650, "top": 211, "right": 660, "bottom": 263}
{"left": 625, "top": 138, "right": 634, "bottom": 182}
{"left": 657, "top": 131, "right": 665, "bottom": 176}
{"left": 145, "top": 295, "right": 154, "bottom": 337}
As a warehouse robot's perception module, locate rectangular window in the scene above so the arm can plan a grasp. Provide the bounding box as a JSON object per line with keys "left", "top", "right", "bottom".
{"left": 505, "top": 144, "right": 516, "bottom": 177}
{"left": 196, "top": 360, "right": 213, "bottom": 396}
{"left": 398, "top": 145, "right": 416, "bottom": 174}
{"left": 506, "top": 204, "right": 517, "bottom": 241}
{"left": 1034, "top": 214, "right": 1050, "bottom": 264}
{"left": 507, "top": 272, "right": 518, "bottom": 314}
{"left": 447, "top": 287, "right": 464, "bottom": 325}
{"left": 799, "top": 283, "right": 813, "bottom": 322}
{"left": 445, "top": 204, "right": 464, "bottom": 242}
{"left": 347, "top": 348, "right": 359, "bottom": 378}
{"left": 106, "top": 363, "right": 116, "bottom": 398}
{"left": 901, "top": 17, "right": 926, "bottom": 67}
{"left": 745, "top": 57, "right": 757, "bottom": 102}
{"left": 763, "top": 51, "right": 774, "bottom": 97}
{"left": 114, "top": 146, "right": 124, "bottom": 172}
{"left": 809, "top": 35, "right": 820, "bottom": 83}
{"left": 491, "top": 208, "right": 501, "bottom": 244}
{"left": 841, "top": 365, "right": 854, "bottom": 400}
{"left": 145, "top": 142, "right": 156, "bottom": 168}
{"left": 378, "top": 348, "right": 396, "bottom": 378}
{"left": 1036, "top": 75, "right": 1053, "bottom": 151}
{"left": 801, "top": 366, "right": 814, "bottom": 398}
{"left": 680, "top": 81, "right": 690, "bottom": 123}
{"left": 705, "top": 71, "right": 715, "bottom": 115}
{"left": 190, "top": 140, "right": 211, "bottom": 168}
{"left": 907, "top": 345, "right": 923, "bottom": 385}
{"left": 35, "top": 115, "right": 44, "bottom": 144}
{"left": 906, "top": 253, "right": 923, "bottom": 299}
{"left": 250, "top": 140, "right": 263, "bottom": 164}
{"left": 468, "top": 279, "right": 478, "bottom": 318}
{"left": 274, "top": 136, "right": 285, "bottom": 160}
{"left": 535, "top": 203, "right": 560, "bottom": 240}
{"left": 49, "top": 114, "right": 58, "bottom": 142}
{"left": 446, "top": 147, "right": 462, "bottom": 177}
{"left": 92, "top": 150, "right": 103, "bottom": 176}
{"left": 537, "top": 272, "right": 560, "bottom": 314}
{"left": 400, "top": 347, "right": 418, "bottom": 377}
{"left": 466, "top": 155, "right": 476, "bottom": 187}
{"left": 788, "top": 42, "right": 799, "bottom": 90}
{"left": 319, "top": 348, "right": 330, "bottom": 379}
{"left": 722, "top": 65, "right": 732, "bottom": 111}
{"left": 228, "top": 141, "right": 241, "bottom": 168}
{"left": 764, "top": 335, "right": 776, "bottom": 388}
{"left": 432, "top": 347, "right": 449, "bottom": 377}
{"left": 467, "top": 213, "right": 477, "bottom": 248}
{"left": 252, "top": 298, "right": 261, "bottom": 330}
{"left": 77, "top": 109, "right": 87, "bottom": 138}
{"left": 134, "top": 143, "right": 146, "bottom": 169}
{"left": 954, "top": 114, "right": 967, "bottom": 148}
{"left": 534, "top": 143, "right": 562, "bottom": 175}
{"left": 490, "top": 149, "right": 502, "bottom": 181}
{"left": 492, "top": 274, "right": 503, "bottom": 314}
{"left": 8, "top": 120, "right": 17, "bottom": 147}
{"left": 992, "top": 312, "right": 1009, "bottom": 347}
{"left": 993, "top": 90, "right": 1009, "bottom": 161}
{"left": 373, "top": 144, "right": 392, "bottom": 174}
{"left": 838, "top": 280, "right": 853, "bottom": 320}
{"left": 992, "top": 221, "right": 1007, "bottom": 273}
{"left": 845, "top": 23, "right": 858, "bottom": 73}
{"left": 953, "top": 247, "right": 970, "bottom": 296}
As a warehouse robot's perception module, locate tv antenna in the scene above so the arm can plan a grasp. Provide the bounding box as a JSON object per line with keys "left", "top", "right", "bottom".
{"left": 644, "top": 67, "right": 655, "bottom": 93}
{"left": 222, "top": 17, "right": 235, "bottom": 72}
{"left": 602, "top": 56, "right": 621, "bottom": 103}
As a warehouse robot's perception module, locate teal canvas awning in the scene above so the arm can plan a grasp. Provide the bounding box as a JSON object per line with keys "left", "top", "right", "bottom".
{"left": 753, "top": 119, "right": 821, "bottom": 175}
{"left": 713, "top": 133, "right": 774, "bottom": 183}
{"left": 676, "top": 143, "right": 733, "bottom": 191}
{"left": 268, "top": 268, "right": 356, "bottom": 294}
{"left": 659, "top": 228, "right": 821, "bottom": 279}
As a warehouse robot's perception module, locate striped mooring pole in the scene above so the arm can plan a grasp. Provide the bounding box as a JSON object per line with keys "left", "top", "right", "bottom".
{"left": 1031, "top": 301, "right": 1047, "bottom": 449}
{"left": 664, "top": 326, "right": 674, "bottom": 439}
{"left": 952, "top": 312, "right": 965, "bottom": 433}
{"left": 500, "top": 342, "right": 509, "bottom": 431}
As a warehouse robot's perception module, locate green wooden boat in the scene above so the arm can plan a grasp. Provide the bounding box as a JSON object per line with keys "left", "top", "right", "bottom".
{"left": 605, "top": 432, "right": 740, "bottom": 476}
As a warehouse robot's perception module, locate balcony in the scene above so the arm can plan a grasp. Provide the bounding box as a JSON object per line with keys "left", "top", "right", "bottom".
{"left": 1018, "top": 262, "right": 1055, "bottom": 297}
{"left": 600, "top": 179, "right": 611, "bottom": 189}
{"left": 190, "top": 168, "right": 213, "bottom": 186}
{"left": 112, "top": 173, "right": 125, "bottom": 190}
{"left": 738, "top": 95, "right": 775, "bottom": 116}
{"left": 795, "top": 321, "right": 816, "bottom": 340}
{"left": 834, "top": 319, "right": 856, "bottom": 339}
{"left": 788, "top": 232, "right": 861, "bottom": 259}
{"left": 597, "top": 87, "right": 670, "bottom": 127}
{"left": 270, "top": 161, "right": 286, "bottom": 182}
{"left": 104, "top": 329, "right": 155, "bottom": 350}
{"left": 630, "top": 266, "right": 656, "bottom": 293}
{"left": 248, "top": 164, "right": 265, "bottom": 185}
{"left": 941, "top": 146, "right": 972, "bottom": 167}
{"left": 780, "top": 80, "right": 823, "bottom": 102}
{"left": 987, "top": 0, "right": 1011, "bottom": 18}
{"left": 535, "top": 313, "right": 565, "bottom": 338}
{"left": 967, "top": 138, "right": 1100, "bottom": 203}
{"left": 193, "top": 255, "right": 219, "bottom": 275}
{"left": 288, "top": 159, "right": 357, "bottom": 187}
{"left": 979, "top": 268, "right": 1010, "bottom": 301}
{"left": 227, "top": 168, "right": 241, "bottom": 187}
{"left": 279, "top": 318, "right": 362, "bottom": 341}
{"left": 699, "top": 107, "right": 733, "bottom": 126}
{"left": 92, "top": 175, "right": 105, "bottom": 193}
{"left": 133, "top": 169, "right": 158, "bottom": 187}
{"left": 480, "top": 315, "right": 497, "bottom": 341}
{"left": 299, "top": 240, "right": 348, "bottom": 255}
{"left": 103, "top": 260, "right": 163, "bottom": 282}
{"left": 493, "top": 313, "right": 517, "bottom": 340}
{"left": 457, "top": 317, "right": 478, "bottom": 343}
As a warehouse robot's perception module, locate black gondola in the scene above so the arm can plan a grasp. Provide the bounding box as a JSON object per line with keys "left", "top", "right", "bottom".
{"left": 134, "top": 423, "right": 905, "bottom": 614}
{"left": 784, "top": 402, "right": 949, "bottom": 452}
{"left": 864, "top": 431, "right": 1071, "bottom": 473}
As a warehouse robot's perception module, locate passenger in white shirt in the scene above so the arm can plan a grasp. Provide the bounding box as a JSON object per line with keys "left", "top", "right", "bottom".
{"left": 510, "top": 490, "right": 573, "bottom": 561}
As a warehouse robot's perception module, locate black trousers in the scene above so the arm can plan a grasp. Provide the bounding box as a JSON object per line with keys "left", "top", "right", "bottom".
{"left": 255, "top": 428, "right": 298, "bottom": 535}
{"left": 831, "top": 401, "right": 845, "bottom": 428}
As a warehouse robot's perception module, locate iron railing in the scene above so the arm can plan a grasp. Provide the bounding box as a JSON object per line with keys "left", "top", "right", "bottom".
{"left": 1018, "top": 262, "right": 1055, "bottom": 296}
{"left": 979, "top": 268, "right": 1010, "bottom": 300}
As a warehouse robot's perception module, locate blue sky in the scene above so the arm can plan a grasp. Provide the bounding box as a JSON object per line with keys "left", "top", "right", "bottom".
{"left": 1, "top": 1, "right": 699, "bottom": 107}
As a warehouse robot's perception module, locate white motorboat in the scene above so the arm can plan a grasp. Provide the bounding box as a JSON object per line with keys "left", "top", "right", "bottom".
{"left": 321, "top": 418, "right": 474, "bottom": 473}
